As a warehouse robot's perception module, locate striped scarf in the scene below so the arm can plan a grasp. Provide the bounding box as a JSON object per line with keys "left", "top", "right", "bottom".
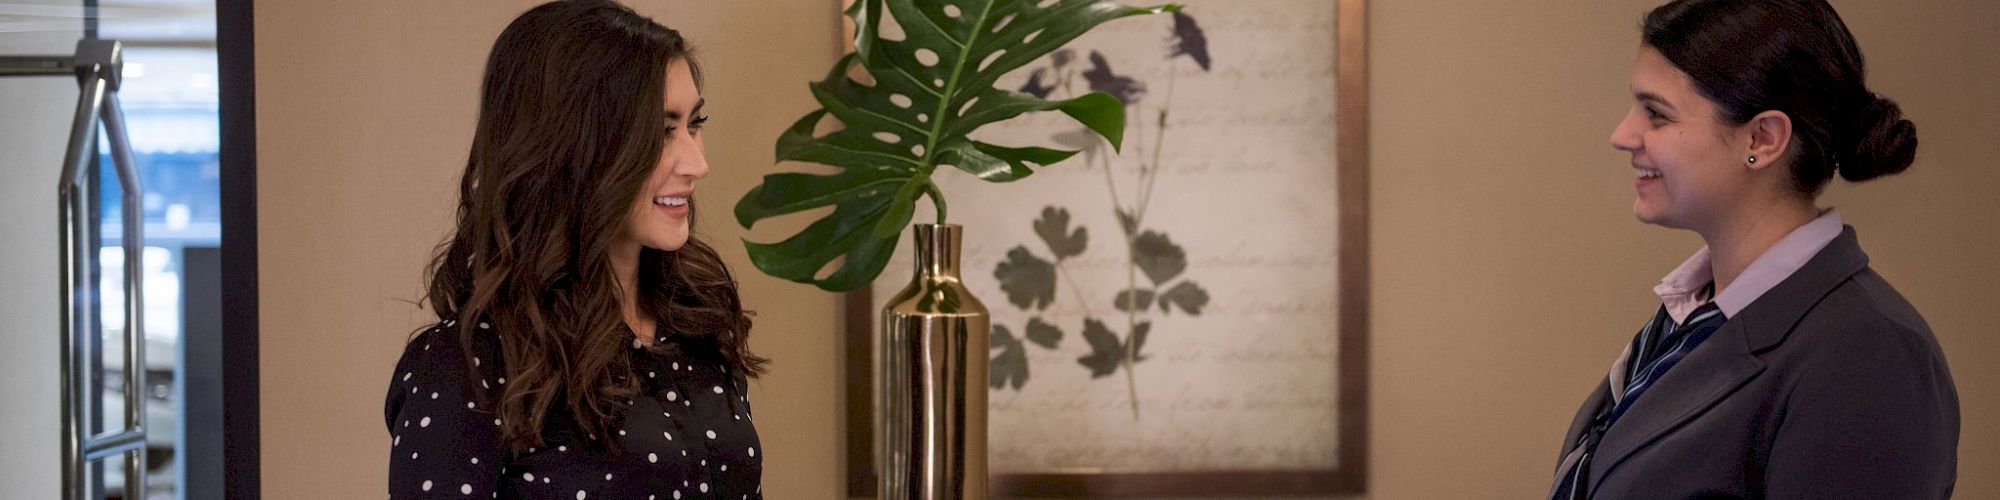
{"left": 1552, "top": 299, "right": 1728, "bottom": 499}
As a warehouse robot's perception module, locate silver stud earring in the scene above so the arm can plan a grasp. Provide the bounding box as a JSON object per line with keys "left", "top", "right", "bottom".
{"left": 1747, "top": 155, "right": 1758, "bottom": 165}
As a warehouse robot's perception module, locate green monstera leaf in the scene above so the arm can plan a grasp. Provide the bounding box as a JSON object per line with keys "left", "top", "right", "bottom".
{"left": 735, "top": 0, "right": 1178, "bottom": 291}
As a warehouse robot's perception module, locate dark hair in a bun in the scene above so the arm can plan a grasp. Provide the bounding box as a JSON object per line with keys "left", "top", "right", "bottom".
{"left": 1643, "top": 0, "right": 1917, "bottom": 197}
{"left": 1840, "top": 95, "right": 1918, "bottom": 182}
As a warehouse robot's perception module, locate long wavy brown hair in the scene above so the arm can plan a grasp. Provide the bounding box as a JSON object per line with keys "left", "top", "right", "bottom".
{"left": 421, "top": 0, "right": 766, "bottom": 453}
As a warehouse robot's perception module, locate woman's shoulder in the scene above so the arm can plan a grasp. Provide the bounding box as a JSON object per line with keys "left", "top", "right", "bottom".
{"left": 383, "top": 321, "right": 513, "bottom": 493}
{"left": 1806, "top": 269, "right": 1937, "bottom": 351}
{"left": 384, "top": 320, "right": 505, "bottom": 429}
{"left": 1769, "top": 268, "right": 1956, "bottom": 447}
{"left": 1779, "top": 268, "right": 1949, "bottom": 387}
{"left": 391, "top": 320, "right": 503, "bottom": 376}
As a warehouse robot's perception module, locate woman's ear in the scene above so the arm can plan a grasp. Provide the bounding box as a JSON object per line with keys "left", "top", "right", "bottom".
{"left": 1744, "top": 110, "right": 1793, "bottom": 171}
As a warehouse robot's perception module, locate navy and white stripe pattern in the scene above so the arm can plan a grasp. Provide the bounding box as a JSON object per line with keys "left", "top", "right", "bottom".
{"left": 1552, "top": 299, "right": 1727, "bottom": 500}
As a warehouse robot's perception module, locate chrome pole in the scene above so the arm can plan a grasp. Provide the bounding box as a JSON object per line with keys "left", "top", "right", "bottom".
{"left": 55, "top": 59, "right": 107, "bottom": 500}
{"left": 102, "top": 84, "right": 148, "bottom": 500}
{"left": 36, "top": 38, "right": 147, "bottom": 500}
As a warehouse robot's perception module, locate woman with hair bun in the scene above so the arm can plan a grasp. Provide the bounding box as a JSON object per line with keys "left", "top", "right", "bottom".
{"left": 1550, "top": 1, "right": 1958, "bottom": 498}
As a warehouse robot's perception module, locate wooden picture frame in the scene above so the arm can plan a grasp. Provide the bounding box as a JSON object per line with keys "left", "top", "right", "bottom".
{"left": 839, "top": 0, "right": 1369, "bottom": 495}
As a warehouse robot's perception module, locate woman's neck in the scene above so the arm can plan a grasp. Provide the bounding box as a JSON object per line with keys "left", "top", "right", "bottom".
{"left": 610, "top": 241, "right": 654, "bottom": 346}
{"left": 1699, "top": 201, "right": 1819, "bottom": 296}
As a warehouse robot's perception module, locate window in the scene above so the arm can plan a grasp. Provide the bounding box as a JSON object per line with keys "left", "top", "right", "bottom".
{"left": 93, "top": 6, "right": 220, "bottom": 498}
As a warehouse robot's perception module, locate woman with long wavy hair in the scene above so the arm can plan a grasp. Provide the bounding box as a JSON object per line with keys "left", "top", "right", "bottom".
{"left": 384, "top": 1, "right": 768, "bottom": 498}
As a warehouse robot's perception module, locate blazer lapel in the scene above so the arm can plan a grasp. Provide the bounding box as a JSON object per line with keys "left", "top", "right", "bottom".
{"left": 1588, "top": 320, "right": 1765, "bottom": 492}
{"left": 1560, "top": 378, "right": 1608, "bottom": 458}
{"left": 1586, "top": 227, "right": 1872, "bottom": 492}
{"left": 1558, "top": 379, "right": 1610, "bottom": 463}
{"left": 1549, "top": 378, "right": 1611, "bottom": 500}
{"left": 1734, "top": 227, "right": 1870, "bottom": 353}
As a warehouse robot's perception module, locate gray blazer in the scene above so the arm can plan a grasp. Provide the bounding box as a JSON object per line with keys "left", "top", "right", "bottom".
{"left": 1554, "top": 227, "right": 1959, "bottom": 499}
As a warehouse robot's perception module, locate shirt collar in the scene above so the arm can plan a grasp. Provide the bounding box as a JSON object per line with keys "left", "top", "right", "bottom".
{"left": 1655, "top": 210, "right": 1845, "bottom": 323}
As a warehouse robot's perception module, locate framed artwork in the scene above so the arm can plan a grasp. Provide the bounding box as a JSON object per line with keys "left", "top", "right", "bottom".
{"left": 841, "top": 0, "right": 1369, "bottom": 495}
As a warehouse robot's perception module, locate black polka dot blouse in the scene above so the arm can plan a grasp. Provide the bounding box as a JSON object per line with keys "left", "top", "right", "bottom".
{"left": 385, "top": 321, "right": 762, "bottom": 499}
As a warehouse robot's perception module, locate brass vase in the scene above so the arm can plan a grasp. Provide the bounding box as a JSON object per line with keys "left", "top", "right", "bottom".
{"left": 878, "top": 224, "right": 989, "bottom": 499}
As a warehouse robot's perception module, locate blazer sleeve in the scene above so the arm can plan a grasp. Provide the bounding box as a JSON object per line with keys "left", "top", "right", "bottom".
{"left": 385, "top": 325, "right": 508, "bottom": 498}
{"left": 1764, "top": 319, "right": 1959, "bottom": 499}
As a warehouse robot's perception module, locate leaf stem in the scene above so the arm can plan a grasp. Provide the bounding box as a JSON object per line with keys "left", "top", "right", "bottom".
{"left": 1115, "top": 136, "right": 1143, "bottom": 420}
{"left": 1092, "top": 103, "right": 1145, "bottom": 420}
{"left": 1136, "top": 71, "right": 1177, "bottom": 223}
{"left": 924, "top": 180, "right": 949, "bottom": 224}
{"left": 1098, "top": 141, "right": 1127, "bottom": 218}
{"left": 917, "top": 2, "right": 997, "bottom": 203}
{"left": 1117, "top": 69, "right": 1184, "bottom": 420}
{"left": 1123, "top": 228, "right": 1141, "bottom": 420}
{"left": 1052, "top": 258, "right": 1096, "bottom": 318}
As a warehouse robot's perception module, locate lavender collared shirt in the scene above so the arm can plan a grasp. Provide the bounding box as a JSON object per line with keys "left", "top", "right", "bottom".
{"left": 1654, "top": 210, "right": 1847, "bottom": 323}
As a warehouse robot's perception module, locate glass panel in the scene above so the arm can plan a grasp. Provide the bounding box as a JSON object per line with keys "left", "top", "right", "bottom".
{"left": 0, "top": 1, "right": 94, "bottom": 498}
{"left": 4, "top": 1, "right": 215, "bottom": 497}
{"left": 95, "top": 3, "right": 220, "bottom": 499}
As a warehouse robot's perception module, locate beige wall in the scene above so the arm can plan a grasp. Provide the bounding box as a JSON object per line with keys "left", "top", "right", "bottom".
{"left": 253, "top": 1, "right": 1998, "bottom": 499}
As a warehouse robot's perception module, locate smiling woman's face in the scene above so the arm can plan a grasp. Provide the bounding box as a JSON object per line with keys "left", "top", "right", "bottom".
{"left": 1610, "top": 46, "right": 1758, "bottom": 231}
{"left": 621, "top": 57, "right": 709, "bottom": 252}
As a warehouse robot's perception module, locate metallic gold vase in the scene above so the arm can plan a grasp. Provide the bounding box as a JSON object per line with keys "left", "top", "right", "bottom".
{"left": 878, "top": 224, "right": 989, "bottom": 500}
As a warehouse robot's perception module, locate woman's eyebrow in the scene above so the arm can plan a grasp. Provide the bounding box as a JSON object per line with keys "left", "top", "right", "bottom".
{"left": 1636, "top": 91, "right": 1674, "bottom": 112}
{"left": 665, "top": 98, "right": 707, "bottom": 122}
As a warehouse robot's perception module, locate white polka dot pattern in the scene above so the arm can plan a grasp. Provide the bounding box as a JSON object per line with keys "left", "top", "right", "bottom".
{"left": 386, "top": 324, "right": 762, "bottom": 499}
